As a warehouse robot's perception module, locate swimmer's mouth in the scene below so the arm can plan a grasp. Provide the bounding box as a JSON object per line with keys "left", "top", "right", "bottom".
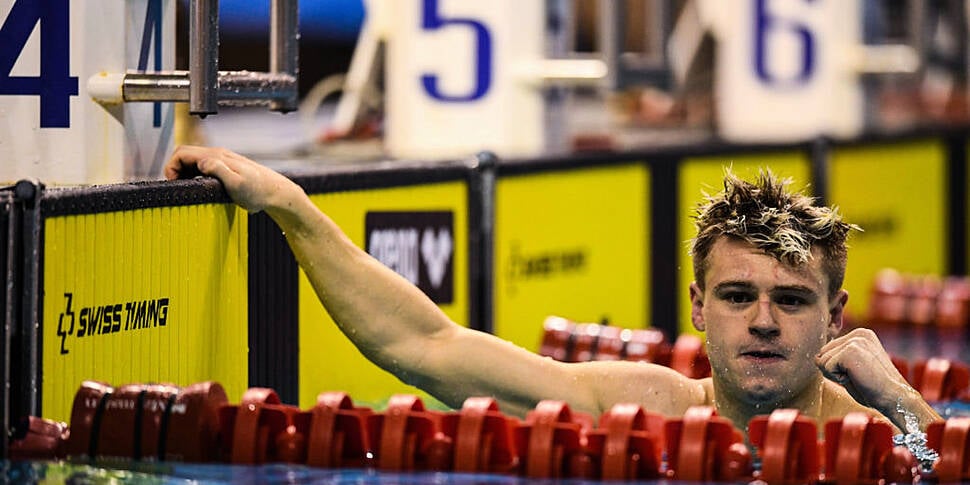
{"left": 740, "top": 350, "right": 785, "bottom": 359}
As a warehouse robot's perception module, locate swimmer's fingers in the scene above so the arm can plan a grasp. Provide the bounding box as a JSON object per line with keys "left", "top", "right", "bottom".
{"left": 818, "top": 327, "right": 879, "bottom": 356}
{"left": 816, "top": 342, "right": 866, "bottom": 403}
{"left": 817, "top": 328, "right": 907, "bottom": 412}
{"left": 166, "top": 145, "right": 249, "bottom": 180}
{"left": 165, "top": 145, "right": 212, "bottom": 180}
{"left": 165, "top": 145, "right": 296, "bottom": 213}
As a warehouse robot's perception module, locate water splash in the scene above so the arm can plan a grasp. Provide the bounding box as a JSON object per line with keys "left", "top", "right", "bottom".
{"left": 892, "top": 398, "right": 939, "bottom": 473}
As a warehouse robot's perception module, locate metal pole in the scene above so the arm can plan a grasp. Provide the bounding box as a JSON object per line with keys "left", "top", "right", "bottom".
{"left": 122, "top": 71, "right": 296, "bottom": 104}
{"left": 598, "top": 1, "right": 622, "bottom": 90}
{"left": 270, "top": 0, "right": 299, "bottom": 112}
{"left": 190, "top": 0, "right": 219, "bottom": 116}
{"left": 125, "top": 73, "right": 192, "bottom": 101}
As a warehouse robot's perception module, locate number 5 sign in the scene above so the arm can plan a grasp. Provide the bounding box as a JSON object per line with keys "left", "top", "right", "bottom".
{"left": 0, "top": 0, "right": 174, "bottom": 184}
{"left": 384, "top": 0, "right": 546, "bottom": 160}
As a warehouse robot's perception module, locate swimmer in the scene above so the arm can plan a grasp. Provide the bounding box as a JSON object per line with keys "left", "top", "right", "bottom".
{"left": 164, "top": 145, "right": 941, "bottom": 436}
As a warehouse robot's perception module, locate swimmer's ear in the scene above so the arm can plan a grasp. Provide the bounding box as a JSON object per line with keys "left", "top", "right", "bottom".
{"left": 828, "top": 289, "right": 848, "bottom": 338}
{"left": 690, "top": 282, "right": 706, "bottom": 332}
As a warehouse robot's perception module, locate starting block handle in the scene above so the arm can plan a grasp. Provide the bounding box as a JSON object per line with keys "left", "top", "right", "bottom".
{"left": 270, "top": 0, "right": 299, "bottom": 112}
{"left": 189, "top": 0, "right": 219, "bottom": 116}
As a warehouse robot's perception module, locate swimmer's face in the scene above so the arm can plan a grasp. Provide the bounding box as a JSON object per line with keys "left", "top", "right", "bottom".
{"left": 690, "top": 237, "right": 846, "bottom": 407}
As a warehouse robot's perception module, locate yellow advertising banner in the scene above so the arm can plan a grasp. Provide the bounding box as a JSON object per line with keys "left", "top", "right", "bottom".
{"left": 299, "top": 181, "right": 469, "bottom": 409}
{"left": 829, "top": 140, "right": 946, "bottom": 320}
{"left": 494, "top": 164, "right": 650, "bottom": 353}
{"left": 42, "top": 204, "right": 249, "bottom": 422}
{"left": 678, "top": 152, "right": 812, "bottom": 335}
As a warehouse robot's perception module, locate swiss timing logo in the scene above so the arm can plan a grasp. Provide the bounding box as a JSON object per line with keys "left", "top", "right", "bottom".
{"left": 56, "top": 292, "right": 171, "bottom": 355}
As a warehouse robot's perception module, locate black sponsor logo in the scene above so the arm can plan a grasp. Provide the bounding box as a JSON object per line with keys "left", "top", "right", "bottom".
{"left": 365, "top": 211, "right": 454, "bottom": 304}
{"left": 508, "top": 243, "right": 587, "bottom": 280}
{"left": 853, "top": 214, "right": 897, "bottom": 239}
{"left": 56, "top": 293, "right": 171, "bottom": 355}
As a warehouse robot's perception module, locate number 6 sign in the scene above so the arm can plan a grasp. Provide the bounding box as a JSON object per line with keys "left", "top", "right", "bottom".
{"left": 0, "top": 0, "right": 174, "bottom": 183}
{"left": 703, "top": 0, "right": 865, "bottom": 142}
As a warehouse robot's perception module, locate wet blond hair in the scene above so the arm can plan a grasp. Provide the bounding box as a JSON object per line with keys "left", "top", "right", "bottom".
{"left": 690, "top": 169, "right": 859, "bottom": 297}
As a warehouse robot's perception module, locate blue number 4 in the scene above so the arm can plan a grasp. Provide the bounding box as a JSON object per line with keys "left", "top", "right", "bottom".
{"left": 139, "top": 0, "right": 163, "bottom": 127}
{"left": 0, "top": 0, "right": 79, "bottom": 128}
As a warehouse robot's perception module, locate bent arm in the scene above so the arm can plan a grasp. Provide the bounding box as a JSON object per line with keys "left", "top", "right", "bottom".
{"left": 817, "top": 328, "right": 942, "bottom": 432}
{"left": 165, "top": 146, "right": 703, "bottom": 417}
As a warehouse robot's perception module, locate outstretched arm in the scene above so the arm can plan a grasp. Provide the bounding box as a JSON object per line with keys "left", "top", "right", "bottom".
{"left": 164, "top": 146, "right": 703, "bottom": 417}
{"left": 817, "top": 328, "right": 941, "bottom": 432}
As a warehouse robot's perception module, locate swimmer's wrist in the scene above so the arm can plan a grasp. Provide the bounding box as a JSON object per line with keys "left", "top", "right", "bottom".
{"left": 264, "top": 182, "right": 318, "bottom": 237}
{"left": 264, "top": 178, "right": 306, "bottom": 212}
{"left": 886, "top": 386, "right": 941, "bottom": 432}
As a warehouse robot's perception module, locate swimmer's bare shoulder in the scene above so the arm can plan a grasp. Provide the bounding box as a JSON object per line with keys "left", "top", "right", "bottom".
{"left": 576, "top": 360, "right": 710, "bottom": 417}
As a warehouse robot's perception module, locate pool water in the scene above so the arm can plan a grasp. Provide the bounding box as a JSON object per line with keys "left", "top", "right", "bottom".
{"left": 3, "top": 461, "right": 680, "bottom": 485}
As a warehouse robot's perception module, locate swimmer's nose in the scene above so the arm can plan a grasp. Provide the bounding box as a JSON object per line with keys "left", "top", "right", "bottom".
{"left": 749, "top": 299, "right": 780, "bottom": 338}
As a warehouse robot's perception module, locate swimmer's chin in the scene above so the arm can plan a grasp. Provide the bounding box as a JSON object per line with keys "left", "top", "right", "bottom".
{"left": 737, "top": 384, "right": 789, "bottom": 408}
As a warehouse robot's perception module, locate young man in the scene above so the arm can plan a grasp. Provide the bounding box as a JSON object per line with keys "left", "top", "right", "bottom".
{"left": 164, "top": 145, "right": 940, "bottom": 436}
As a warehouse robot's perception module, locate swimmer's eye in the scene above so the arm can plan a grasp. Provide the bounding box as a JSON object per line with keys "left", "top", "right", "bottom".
{"left": 722, "top": 291, "right": 755, "bottom": 305}
{"left": 774, "top": 293, "right": 810, "bottom": 308}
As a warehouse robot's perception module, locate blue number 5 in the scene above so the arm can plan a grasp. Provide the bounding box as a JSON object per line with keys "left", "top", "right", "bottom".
{"left": 0, "top": 0, "right": 78, "bottom": 128}
{"left": 420, "top": 0, "right": 492, "bottom": 102}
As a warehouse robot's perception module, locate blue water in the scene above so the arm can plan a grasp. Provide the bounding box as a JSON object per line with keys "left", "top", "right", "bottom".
{"left": 2, "top": 461, "right": 688, "bottom": 485}
{"left": 935, "top": 399, "right": 970, "bottom": 419}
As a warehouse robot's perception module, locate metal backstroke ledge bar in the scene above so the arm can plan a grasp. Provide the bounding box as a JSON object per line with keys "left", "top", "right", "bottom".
{"left": 88, "top": 0, "right": 299, "bottom": 116}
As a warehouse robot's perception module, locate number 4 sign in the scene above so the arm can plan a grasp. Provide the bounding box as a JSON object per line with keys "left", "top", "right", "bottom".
{"left": 0, "top": 0, "right": 78, "bottom": 128}
{"left": 0, "top": 0, "right": 174, "bottom": 184}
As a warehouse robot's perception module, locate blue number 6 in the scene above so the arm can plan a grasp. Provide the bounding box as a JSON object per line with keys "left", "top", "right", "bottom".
{"left": 753, "top": 0, "right": 816, "bottom": 87}
{"left": 420, "top": 0, "right": 492, "bottom": 102}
